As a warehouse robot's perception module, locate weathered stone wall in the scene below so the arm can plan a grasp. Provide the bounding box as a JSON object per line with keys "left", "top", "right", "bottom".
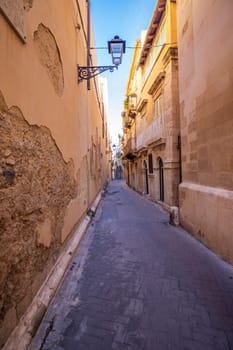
{"left": 177, "top": 0, "right": 233, "bottom": 263}
{"left": 0, "top": 91, "right": 77, "bottom": 345}
{"left": 161, "top": 55, "right": 180, "bottom": 206}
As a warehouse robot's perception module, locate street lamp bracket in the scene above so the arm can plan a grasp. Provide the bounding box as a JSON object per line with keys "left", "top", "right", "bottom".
{"left": 78, "top": 65, "right": 118, "bottom": 82}
{"left": 78, "top": 35, "right": 125, "bottom": 83}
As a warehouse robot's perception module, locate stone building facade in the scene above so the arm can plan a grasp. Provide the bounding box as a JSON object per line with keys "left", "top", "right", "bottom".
{"left": 177, "top": 0, "right": 233, "bottom": 264}
{"left": 112, "top": 139, "right": 124, "bottom": 180}
{"left": 122, "top": 0, "right": 180, "bottom": 208}
{"left": 0, "top": 0, "right": 111, "bottom": 346}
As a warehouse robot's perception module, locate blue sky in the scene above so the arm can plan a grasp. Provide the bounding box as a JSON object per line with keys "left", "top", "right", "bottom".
{"left": 91, "top": 0, "right": 157, "bottom": 143}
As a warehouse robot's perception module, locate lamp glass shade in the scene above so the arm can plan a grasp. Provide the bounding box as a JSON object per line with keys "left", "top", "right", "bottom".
{"left": 112, "top": 57, "right": 121, "bottom": 66}
{"left": 108, "top": 35, "right": 126, "bottom": 66}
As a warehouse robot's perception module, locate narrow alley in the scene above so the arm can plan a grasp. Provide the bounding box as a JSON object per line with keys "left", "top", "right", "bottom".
{"left": 30, "top": 180, "right": 233, "bottom": 350}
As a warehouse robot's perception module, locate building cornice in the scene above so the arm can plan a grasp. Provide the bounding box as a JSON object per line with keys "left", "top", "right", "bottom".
{"left": 148, "top": 137, "right": 166, "bottom": 148}
{"left": 148, "top": 71, "right": 165, "bottom": 95}
{"left": 162, "top": 47, "right": 178, "bottom": 67}
{"left": 137, "top": 99, "right": 148, "bottom": 112}
{"left": 138, "top": 0, "right": 166, "bottom": 66}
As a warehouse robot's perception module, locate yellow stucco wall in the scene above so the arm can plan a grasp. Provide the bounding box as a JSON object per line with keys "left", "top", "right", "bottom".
{"left": 0, "top": 0, "right": 110, "bottom": 345}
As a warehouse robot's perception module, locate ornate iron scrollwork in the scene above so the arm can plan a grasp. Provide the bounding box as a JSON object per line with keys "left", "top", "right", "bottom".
{"left": 78, "top": 65, "right": 118, "bottom": 83}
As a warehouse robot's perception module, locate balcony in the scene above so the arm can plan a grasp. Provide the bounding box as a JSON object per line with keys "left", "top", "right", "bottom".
{"left": 124, "top": 120, "right": 131, "bottom": 129}
{"left": 123, "top": 137, "right": 136, "bottom": 160}
{"left": 128, "top": 104, "right": 137, "bottom": 119}
{"left": 136, "top": 117, "right": 166, "bottom": 150}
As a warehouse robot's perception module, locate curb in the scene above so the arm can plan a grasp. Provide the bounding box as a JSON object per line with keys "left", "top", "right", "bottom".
{"left": 3, "top": 192, "right": 102, "bottom": 350}
{"left": 128, "top": 185, "right": 180, "bottom": 227}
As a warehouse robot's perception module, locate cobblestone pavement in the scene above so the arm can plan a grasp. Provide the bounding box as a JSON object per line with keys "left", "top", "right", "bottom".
{"left": 30, "top": 180, "right": 233, "bottom": 350}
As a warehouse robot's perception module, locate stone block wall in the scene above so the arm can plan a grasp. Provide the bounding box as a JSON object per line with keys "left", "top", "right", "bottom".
{"left": 177, "top": 0, "right": 233, "bottom": 263}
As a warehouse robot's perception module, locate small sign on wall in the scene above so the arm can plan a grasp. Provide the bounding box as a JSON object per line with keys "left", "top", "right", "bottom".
{"left": 0, "top": 0, "right": 26, "bottom": 42}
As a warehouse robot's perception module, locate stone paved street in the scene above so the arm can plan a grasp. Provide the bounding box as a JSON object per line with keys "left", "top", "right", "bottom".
{"left": 30, "top": 180, "right": 233, "bottom": 350}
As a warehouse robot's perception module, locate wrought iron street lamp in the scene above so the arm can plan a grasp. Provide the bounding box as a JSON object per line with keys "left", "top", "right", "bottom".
{"left": 108, "top": 35, "right": 126, "bottom": 66}
{"left": 78, "top": 35, "right": 126, "bottom": 83}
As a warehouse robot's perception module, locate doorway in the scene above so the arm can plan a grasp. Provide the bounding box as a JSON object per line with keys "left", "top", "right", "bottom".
{"left": 143, "top": 160, "right": 149, "bottom": 195}
{"left": 158, "top": 157, "right": 164, "bottom": 201}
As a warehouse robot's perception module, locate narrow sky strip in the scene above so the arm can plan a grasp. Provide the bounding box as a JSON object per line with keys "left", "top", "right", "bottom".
{"left": 91, "top": 0, "right": 157, "bottom": 143}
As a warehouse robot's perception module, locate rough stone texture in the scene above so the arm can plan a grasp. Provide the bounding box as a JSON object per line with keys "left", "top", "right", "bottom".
{"left": 0, "top": 0, "right": 26, "bottom": 41}
{"left": 90, "top": 134, "right": 102, "bottom": 183}
{"left": 34, "top": 23, "right": 64, "bottom": 97}
{"left": 23, "top": 0, "right": 33, "bottom": 11}
{"left": 0, "top": 90, "right": 77, "bottom": 347}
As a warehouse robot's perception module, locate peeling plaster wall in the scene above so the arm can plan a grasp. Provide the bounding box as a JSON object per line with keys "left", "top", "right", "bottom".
{"left": 0, "top": 0, "right": 111, "bottom": 346}
{"left": 23, "top": 0, "right": 33, "bottom": 11}
{"left": 0, "top": 91, "right": 77, "bottom": 344}
{"left": 34, "top": 23, "right": 64, "bottom": 96}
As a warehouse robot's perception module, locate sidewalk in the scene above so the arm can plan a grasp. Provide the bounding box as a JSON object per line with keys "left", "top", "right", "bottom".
{"left": 30, "top": 180, "right": 233, "bottom": 350}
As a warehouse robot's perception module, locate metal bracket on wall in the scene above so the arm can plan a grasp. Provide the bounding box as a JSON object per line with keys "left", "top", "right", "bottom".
{"left": 77, "top": 65, "right": 118, "bottom": 83}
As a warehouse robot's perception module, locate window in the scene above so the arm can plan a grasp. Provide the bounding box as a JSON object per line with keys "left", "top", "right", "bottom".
{"left": 145, "top": 20, "right": 166, "bottom": 80}
{"left": 154, "top": 95, "right": 162, "bottom": 119}
{"left": 158, "top": 157, "right": 164, "bottom": 201}
{"left": 148, "top": 154, "right": 153, "bottom": 174}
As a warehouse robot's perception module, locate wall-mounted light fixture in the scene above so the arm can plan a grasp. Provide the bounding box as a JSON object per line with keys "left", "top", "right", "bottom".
{"left": 78, "top": 35, "right": 126, "bottom": 83}
{"left": 108, "top": 35, "right": 126, "bottom": 66}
